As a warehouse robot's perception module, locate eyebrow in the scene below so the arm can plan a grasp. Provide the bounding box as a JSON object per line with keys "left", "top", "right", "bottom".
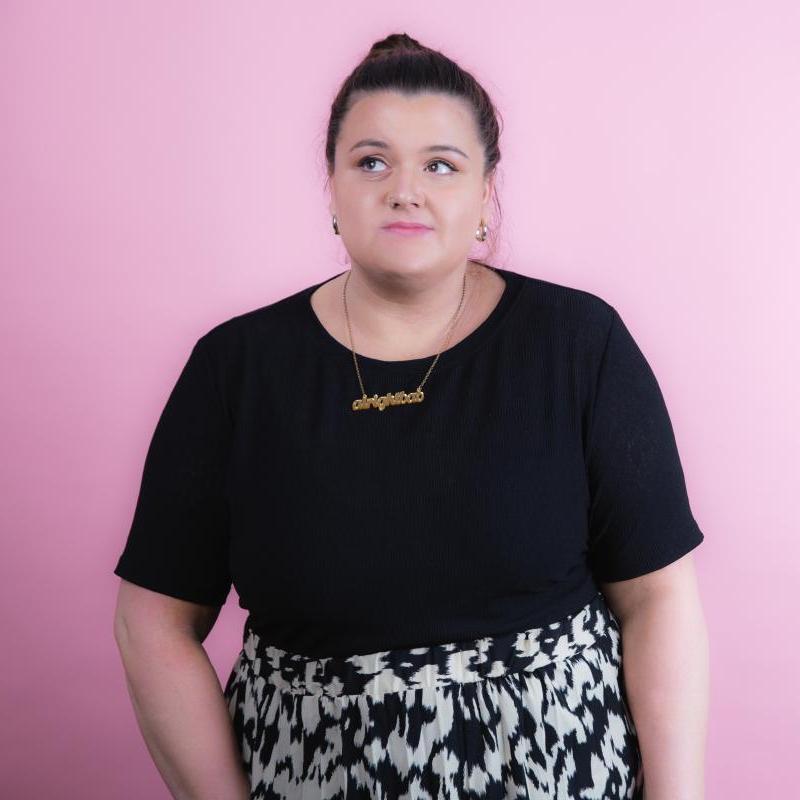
{"left": 349, "top": 138, "right": 470, "bottom": 159}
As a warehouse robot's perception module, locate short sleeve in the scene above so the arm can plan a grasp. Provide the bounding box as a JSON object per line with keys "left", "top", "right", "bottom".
{"left": 113, "top": 336, "right": 233, "bottom": 606}
{"left": 585, "top": 306, "right": 704, "bottom": 583}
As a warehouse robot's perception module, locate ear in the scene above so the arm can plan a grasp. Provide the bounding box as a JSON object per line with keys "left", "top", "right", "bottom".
{"left": 328, "top": 180, "right": 336, "bottom": 217}
{"left": 481, "top": 172, "right": 495, "bottom": 223}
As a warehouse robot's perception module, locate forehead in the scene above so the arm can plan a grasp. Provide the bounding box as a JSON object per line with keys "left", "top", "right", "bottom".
{"left": 340, "top": 90, "right": 478, "bottom": 150}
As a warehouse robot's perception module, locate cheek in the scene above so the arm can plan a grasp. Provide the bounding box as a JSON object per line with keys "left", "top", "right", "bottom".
{"left": 440, "top": 207, "right": 480, "bottom": 236}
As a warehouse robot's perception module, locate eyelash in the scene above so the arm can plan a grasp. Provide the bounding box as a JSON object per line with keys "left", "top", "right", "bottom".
{"left": 356, "top": 156, "right": 457, "bottom": 174}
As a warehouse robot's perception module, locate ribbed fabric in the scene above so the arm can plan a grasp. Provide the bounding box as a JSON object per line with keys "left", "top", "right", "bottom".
{"left": 113, "top": 266, "right": 704, "bottom": 658}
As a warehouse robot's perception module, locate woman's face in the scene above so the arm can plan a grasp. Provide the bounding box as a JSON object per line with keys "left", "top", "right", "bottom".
{"left": 329, "top": 90, "right": 494, "bottom": 282}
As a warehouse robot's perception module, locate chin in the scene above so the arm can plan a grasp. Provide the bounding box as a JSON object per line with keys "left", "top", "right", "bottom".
{"left": 358, "top": 256, "right": 436, "bottom": 278}
{"left": 385, "top": 264, "right": 442, "bottom": 282}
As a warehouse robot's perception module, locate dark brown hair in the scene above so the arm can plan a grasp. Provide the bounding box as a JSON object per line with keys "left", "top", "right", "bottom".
{"left": 324, "top": 33, "right": 504, "bottom": 261}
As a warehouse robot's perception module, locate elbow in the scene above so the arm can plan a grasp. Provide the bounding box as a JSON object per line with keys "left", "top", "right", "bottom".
{"left": 600, "top": 552, "right": 703, "bottom": 624}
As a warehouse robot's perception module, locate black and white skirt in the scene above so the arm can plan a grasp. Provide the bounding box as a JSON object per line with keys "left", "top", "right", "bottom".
{"left": 224, "top": 590, "right": 644, "bottom": 799}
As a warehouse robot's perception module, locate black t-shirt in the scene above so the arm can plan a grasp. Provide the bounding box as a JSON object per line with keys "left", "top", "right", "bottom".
{"left": 113, "top": 266, "right": 705, "bottom": 657}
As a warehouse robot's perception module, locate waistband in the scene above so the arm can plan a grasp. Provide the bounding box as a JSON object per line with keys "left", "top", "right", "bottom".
{"left": 240, "top": 590, "right": 617, "bottom": 699}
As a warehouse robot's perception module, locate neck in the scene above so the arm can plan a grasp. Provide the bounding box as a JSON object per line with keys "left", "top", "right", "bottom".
{"left": 343, "top": 261, "right": 483, "bottom": 357}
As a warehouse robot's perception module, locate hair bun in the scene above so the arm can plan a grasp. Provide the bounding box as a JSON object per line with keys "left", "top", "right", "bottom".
{"left": 366, "top": 33, "right": 425, "bottom": 59}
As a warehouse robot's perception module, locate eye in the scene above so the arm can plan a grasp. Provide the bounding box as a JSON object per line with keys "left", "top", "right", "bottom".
{"left": 357, "top": 156, "right": 388, "bottom": 173}
{"left": 356, "top": 156, "right": 458, "bottom": 175}
{"left": 426, "top": 159, "right": 457, "bottom": 175}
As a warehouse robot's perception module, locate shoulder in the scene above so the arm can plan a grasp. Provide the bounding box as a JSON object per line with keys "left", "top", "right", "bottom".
{"left": 509, "top": 269, "right": 617, "bottom": 344}
{"left": 207, "top": 283, "right": 312, "bottom": 340}
{"left": 191, "top": 278, "right": 322, "bottom": 363}
{"left": 180, "top": 279, "right": 323, "bottom": 414}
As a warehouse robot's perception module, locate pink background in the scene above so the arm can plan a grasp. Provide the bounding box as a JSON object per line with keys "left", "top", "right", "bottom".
{"left": 2, "top": 2, "right": 798, "bottom": 797}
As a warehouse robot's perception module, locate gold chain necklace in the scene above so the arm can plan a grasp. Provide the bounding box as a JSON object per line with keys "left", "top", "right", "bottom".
{"left": 343, "top": 267, "right": 472, "bottom": 412}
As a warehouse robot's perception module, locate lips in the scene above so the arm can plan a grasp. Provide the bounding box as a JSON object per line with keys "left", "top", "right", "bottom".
{"left": 383, "top": 222, "right": 432, "bottom": 230}
{"left": 381, "top": 223, "right": 433, "bottom": 237}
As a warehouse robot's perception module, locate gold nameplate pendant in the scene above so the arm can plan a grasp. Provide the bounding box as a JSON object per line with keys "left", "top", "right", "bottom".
{"left": 352, "top": 389, "right": 425, "bottom": 411}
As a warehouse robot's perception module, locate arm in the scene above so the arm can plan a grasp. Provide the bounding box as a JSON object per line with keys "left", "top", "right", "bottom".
{"left": 113, "top": 580, "right": 250, "bottom": 800}
{"left": 601, "top": 553, "right": 709, "bottom": 800}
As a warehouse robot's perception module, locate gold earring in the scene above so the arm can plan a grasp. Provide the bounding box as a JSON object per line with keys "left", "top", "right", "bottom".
{"left": 332, "top": 215, "right": 340, "bottom": 235}
{"left": 475, "top": 218, "right": 489, "bottom": 242}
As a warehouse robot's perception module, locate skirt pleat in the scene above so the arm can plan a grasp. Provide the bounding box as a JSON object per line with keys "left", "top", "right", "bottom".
{"left": 223, "top": 591, "right": 644, "bottom": 799}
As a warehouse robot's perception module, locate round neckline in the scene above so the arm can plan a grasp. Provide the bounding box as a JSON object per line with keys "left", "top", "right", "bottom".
{"left": 303, "top": 265, "right": 528, "bottom": 370}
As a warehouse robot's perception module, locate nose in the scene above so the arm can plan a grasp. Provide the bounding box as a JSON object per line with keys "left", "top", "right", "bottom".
{"left": 386, "top": 170, "right": 424, "bottom": 208}
{"left": 388, "top": 191, "right": 423, "bottom": 209}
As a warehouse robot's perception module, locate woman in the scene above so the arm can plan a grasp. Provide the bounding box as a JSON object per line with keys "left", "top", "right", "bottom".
{"left": 113, "top": 33, "right": 708, "bottom": 800}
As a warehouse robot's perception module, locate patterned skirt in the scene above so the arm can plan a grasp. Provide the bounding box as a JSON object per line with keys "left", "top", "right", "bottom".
{"left": 223, "top": 590, "right": 644, "bottom": 799}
